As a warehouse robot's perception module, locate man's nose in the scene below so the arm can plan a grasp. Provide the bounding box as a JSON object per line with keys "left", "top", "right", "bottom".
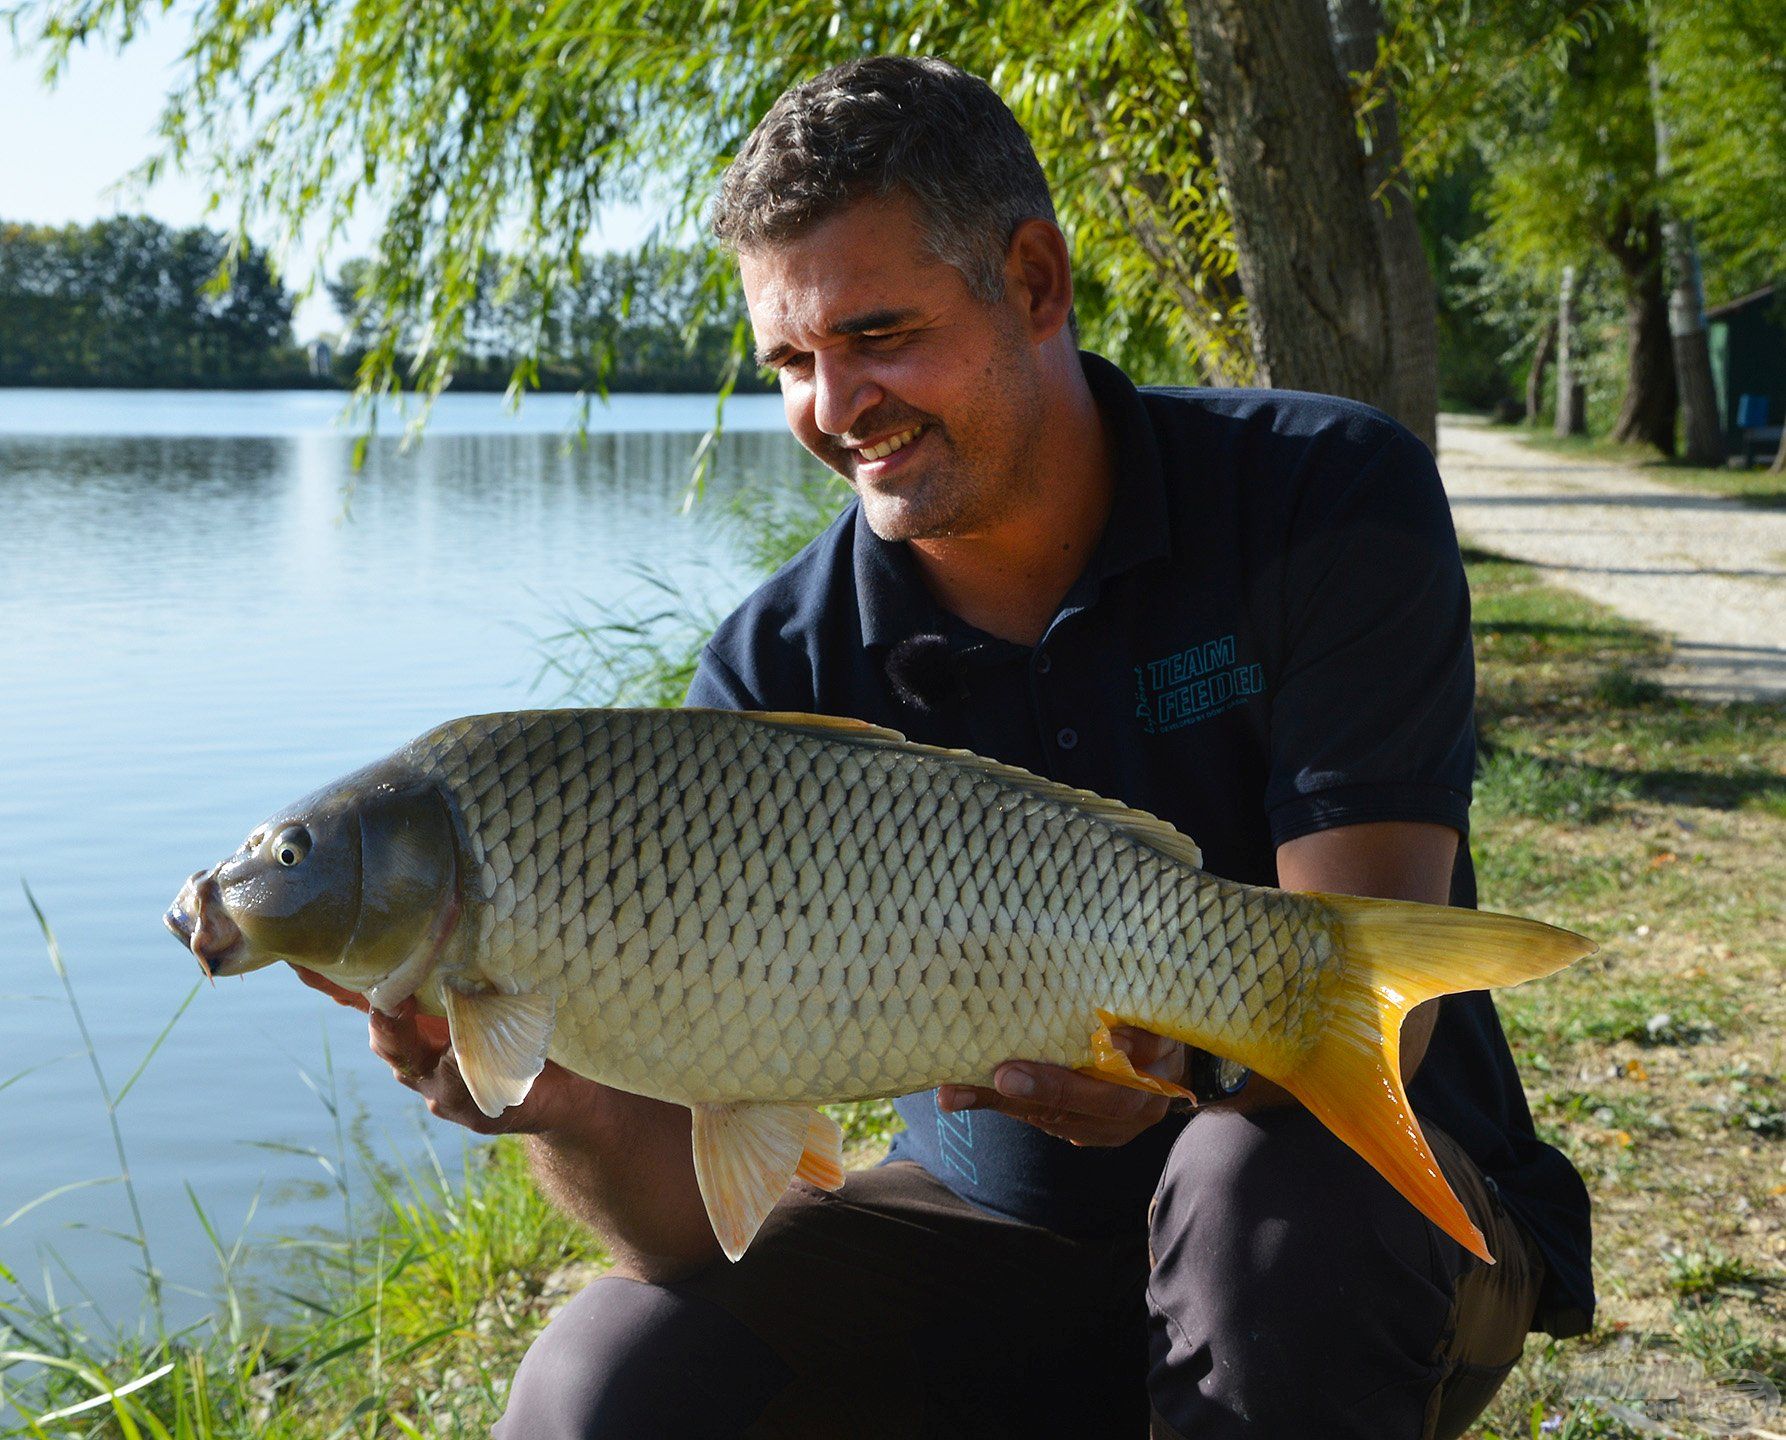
{"left": 811, "top": 350, "right": 882, "bottom": 438}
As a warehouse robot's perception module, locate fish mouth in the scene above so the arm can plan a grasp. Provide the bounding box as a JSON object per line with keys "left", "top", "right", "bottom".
{"left": 166, "top": 872, "right": 247, "bottom": 979}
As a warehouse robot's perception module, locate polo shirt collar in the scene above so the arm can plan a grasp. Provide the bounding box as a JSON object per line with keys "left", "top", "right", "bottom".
{"left": 852, "top": 350, "right": 1172, "bottom": 651}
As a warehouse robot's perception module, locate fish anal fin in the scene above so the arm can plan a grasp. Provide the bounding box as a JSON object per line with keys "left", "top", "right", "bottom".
{"left": 796, "top": 1108, "right": 845, "bottom": 1190}
{"left": 692, "top": 1102, "right": 838, "bottom": 1262}
{"left": 1079, "top": 1009, "right": 1196, "bottom": 1101}
{"left": 443, "top": 988, "right": 556, "bottom": 1120}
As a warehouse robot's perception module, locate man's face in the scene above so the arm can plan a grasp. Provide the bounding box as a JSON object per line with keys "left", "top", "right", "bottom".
{"left": 739, "top": 193, "right": 1048, "bottom": 543}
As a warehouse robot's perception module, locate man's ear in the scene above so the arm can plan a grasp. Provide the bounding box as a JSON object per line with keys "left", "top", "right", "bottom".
{"left": 1003, "top": 218, "right": 1074, "bottom": 343}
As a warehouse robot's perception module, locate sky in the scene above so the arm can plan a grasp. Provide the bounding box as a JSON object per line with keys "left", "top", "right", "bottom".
{"left": 1, "top": 14, "right": 652, "bottom": 339}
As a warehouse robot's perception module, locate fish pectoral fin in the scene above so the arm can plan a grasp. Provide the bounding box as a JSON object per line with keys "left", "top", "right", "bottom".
{"left": 1078, "top": 1009, "right": 1197, "bottom": 1102}
{"left": 443, "top": 989, "right": 557, "bottom": 1120}
{"left": 691, "top": 1102, "right": 844, "bottom": 1262}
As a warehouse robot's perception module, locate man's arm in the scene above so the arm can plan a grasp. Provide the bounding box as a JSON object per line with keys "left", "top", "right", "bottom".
{"left": 938, "top": 819, "right": 1459, "bottom": 1141}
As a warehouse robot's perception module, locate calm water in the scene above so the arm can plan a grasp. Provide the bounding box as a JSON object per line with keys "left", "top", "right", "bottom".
{"left": 0, "top": 388, "right": 825, "bottom": 1335}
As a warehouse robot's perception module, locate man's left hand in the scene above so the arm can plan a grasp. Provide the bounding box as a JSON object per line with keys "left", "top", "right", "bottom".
{"left": 938, "top": 1026, "right": 1185, "bottom": 1147}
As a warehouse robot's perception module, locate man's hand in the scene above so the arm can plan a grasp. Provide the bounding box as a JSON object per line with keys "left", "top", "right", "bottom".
{"left": 291, "top": 966, "right": 593, "bottom": 1136}
{"left": 937, "top": 1026, "right": 1185, "bottom": 1147}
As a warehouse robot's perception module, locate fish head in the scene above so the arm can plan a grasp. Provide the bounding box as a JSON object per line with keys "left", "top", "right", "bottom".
{"left": 166, "top": 763, "right": 460, "bottom": 995}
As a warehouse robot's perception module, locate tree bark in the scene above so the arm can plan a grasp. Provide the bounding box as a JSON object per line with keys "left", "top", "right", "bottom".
{"left": 1649, "top": 54, "right": 1724, "bottom": 465}
{"left": 1325, "top": 0, "right": 1439, "bottom": 451}
{"left": 1181, "top": 0, "right": 1393, "bottom": 419}
{"left": 1773, "top": 426, "right": 1785, "bottom": 476}
{"left": 1555, "top": 267, "right": 1586, "bottom": 438}
{"left": 1527, "top": 316, "right": 1557, "bottom": 424}
{"left": 1605, "top": 207, "right": 1678, "bottom": 455}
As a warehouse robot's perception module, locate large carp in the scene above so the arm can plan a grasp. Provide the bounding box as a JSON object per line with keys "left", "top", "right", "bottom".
{"left": 165, "top": 708, "right": 1591, "bottom": 1261}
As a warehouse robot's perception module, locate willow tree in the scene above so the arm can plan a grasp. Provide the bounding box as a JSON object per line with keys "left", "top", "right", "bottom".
{"left": 18, "top": 0, "right": 1599, "bottom": 443}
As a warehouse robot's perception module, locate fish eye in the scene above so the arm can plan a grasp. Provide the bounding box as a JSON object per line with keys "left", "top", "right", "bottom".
{"left": 272, "top": 826, "right": 312, "bottom": 868}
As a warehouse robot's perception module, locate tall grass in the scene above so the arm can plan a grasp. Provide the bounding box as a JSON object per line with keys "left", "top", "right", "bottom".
{"left": 2, "top": 900, "right": 600, "bottom": 1436}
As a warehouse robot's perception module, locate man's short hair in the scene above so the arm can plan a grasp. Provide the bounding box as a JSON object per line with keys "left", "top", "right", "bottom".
{"left": 710, "top": 56, "right": 1057, "bottom": 302}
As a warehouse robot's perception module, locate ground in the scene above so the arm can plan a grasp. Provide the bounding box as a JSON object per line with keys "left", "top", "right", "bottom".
{"left": 1437, "top": 418, "right": 1786, "bottom": 703}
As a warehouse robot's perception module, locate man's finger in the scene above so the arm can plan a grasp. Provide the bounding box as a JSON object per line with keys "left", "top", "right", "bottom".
{"left": 993, "top": 1062, "right": 1162, "bottom": 1121}
{"left": 293, "top": 966, "right": 369, "bottom": 1012}
{"left": 369, "top": 1000, "right": 449, "bottom": 1083}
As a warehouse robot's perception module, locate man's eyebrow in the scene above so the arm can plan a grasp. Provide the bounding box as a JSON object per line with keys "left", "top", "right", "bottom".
{"left": 754, "top": 308, "right": 923, "bottom": 367}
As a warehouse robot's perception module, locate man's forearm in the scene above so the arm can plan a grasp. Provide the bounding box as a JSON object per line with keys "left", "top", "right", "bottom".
{"left": 525, "top": 1088, "right": 723, "bottom": 1283}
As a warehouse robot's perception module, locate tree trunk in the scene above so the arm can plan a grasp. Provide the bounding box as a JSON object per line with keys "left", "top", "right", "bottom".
{"left": 1181, "top": 0, "right": 1393, "bottom": 418}
{"left": 1324, "top": 0, "right": 1439, "bottom": 450}
{"left": 1555, "top": 267, "right": 1586, "bottom": 438}
{"left": 1649, "top": 54, "right": 1724, "bottom": 465}
{"left": 1605, "top": 207, "right": 1678, "bottom": 455}
{"left": 1528, "top": 316, "right": 1557, "bottom": 424}
{"left": 1773, "top": 426, "right": 1785, "bottom": 475}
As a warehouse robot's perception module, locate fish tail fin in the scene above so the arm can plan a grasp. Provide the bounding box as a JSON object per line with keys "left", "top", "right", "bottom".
{"left": 1272, "top": 895, "right": 1594, "bottom": 1264}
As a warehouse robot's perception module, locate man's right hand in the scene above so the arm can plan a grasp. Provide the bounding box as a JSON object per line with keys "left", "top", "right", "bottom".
{"left": 292, "top": 965, "right": 594, "bottom": 1135}
{"left": 291, "top": 965, "right": 724, "bottom": 1279}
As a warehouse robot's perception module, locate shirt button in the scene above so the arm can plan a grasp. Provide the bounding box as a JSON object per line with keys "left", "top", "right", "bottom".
{"left": 1035, "top": 653, "right": 1052, "bottom": 675}
{"left": 1057, "top": 727, "right": 1078, "bottom": 750}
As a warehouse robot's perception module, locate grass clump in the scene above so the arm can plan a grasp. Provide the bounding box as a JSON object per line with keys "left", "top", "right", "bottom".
{"left": 1666, "top": 1248, "right": 1773, "bottom": 1304}
{"left": 2, "top": 1138, "right": 601, "bottom": 1436}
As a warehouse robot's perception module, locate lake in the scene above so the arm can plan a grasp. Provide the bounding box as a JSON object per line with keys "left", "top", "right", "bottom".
{"left": 0, "top": 387, "right": 828, "bottom": 1338}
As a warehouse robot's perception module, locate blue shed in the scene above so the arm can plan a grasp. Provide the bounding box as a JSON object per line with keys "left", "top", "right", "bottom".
{"left": 1706, "top": 283, "right": 1785, "bottom": 456}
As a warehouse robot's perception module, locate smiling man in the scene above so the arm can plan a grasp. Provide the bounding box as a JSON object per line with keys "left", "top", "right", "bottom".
{"left": 355, "top": 55, "right": 1593, "bottom": 1439}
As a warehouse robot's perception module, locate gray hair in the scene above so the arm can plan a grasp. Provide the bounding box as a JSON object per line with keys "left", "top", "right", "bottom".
{"left": 710, "top": 56, "right": 1058, "bottom": 302}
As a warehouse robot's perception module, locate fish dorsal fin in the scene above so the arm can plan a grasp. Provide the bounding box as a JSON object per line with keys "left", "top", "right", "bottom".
{"left": 729, "top": 709, "right": 1204, "bottom": 873}
{"left": 691, "top": 1102, "right": 844, "bottom": 1262}
{"left": 732, "top": 710, "right": 910, "bottom": 743}
{"left": 444, "top": 988, "right": 557, "bottom": 1119}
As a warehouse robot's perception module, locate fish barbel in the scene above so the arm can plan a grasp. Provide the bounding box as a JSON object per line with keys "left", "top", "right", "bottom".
{"left": 165, "top": 708, "right": 1592, "bottom": 1261}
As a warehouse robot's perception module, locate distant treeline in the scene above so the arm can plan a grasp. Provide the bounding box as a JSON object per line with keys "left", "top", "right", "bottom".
{"left": 324, "top": 249, "right": 768, "bottom": 394}
{"left": 0, "top": 217, "right": 762, "bottom": 392}
{"left": 0, "top": 218, "right": 307, "bottom": 387}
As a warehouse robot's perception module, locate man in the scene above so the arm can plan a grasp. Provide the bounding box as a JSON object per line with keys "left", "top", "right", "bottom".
{"left": 347, "top": 55, "right": 1593, "bottom": 1438}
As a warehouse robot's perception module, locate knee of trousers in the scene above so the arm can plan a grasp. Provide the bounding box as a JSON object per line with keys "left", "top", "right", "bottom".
{"left": 1145, "top": 1107, "right": 1458, "bottom": 1434}
{"left": 495, "top": 1275, "right": 792, "bottom": 1440}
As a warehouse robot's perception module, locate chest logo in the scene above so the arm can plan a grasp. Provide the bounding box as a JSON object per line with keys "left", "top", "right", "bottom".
{"left": 1134, "top": 634, "right": 1263, "bottom": 734}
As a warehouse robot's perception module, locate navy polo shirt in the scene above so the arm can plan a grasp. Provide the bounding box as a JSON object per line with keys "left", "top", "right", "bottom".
{"left": 684, "top": 351, "right": 1594, "bottom": 1337}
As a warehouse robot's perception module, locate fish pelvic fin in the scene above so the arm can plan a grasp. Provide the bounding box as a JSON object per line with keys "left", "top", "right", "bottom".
{"left": 443, "top": 988, "right": 556, "bottom": 1119}
{"left": 691, "top": 1102, "right": 844, "bottom": 1262}
{"left": 1272, "top": 895, "right": 1594, "bottom": 1265}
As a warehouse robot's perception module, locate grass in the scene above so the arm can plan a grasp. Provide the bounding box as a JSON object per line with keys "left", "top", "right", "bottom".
{"left": 1461, "top": 551, "right": 1786, "bottom": 1439}
{"left": 1517, "top": 429, "right": 1786, "bottom": 509}
{"left": 4, "top": 532, "right": 1781, "bottom": 1437}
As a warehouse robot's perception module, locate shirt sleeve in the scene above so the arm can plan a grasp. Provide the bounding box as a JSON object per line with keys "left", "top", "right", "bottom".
{"left": 1264, "top": 428, "right": 1475, "bottom": 848}
{"left": 683, "top": 644, "right": 762, "bottom": 711}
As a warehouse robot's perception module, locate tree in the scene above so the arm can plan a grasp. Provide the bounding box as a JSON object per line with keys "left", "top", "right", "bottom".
{"left": 1466, "top": 10, "right": 1680, "bottom": 452}
{"left": 0, "top": 217, "right": 296, "bottom": 385}
{"left": 17, "top": 0, "right": 1627, "bottom": 438}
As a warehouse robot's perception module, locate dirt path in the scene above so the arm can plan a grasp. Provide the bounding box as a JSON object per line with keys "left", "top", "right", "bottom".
{"left": 1437, "top": 419, "right": 1786, "bottom": 701}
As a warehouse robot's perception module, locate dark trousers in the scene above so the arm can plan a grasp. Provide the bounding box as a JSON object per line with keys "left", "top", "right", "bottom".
{"left": 495, "top": 1107, "right": 1544, "bottom": 1438}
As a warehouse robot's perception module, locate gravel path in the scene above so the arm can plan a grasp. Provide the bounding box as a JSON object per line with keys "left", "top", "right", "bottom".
{"left": 1437, "top": 419, "right": 1786, "bottom": 702}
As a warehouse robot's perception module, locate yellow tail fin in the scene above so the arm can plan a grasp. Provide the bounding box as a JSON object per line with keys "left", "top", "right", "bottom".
{"left": 1273, "top": 895, "right": 1593, "bottom": 1264}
